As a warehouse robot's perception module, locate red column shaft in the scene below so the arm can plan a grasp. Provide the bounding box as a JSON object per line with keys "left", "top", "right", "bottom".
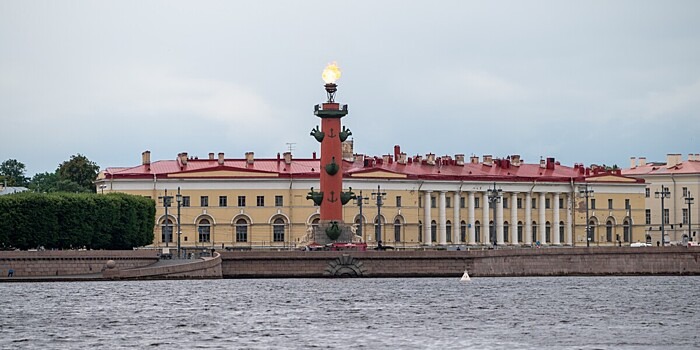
{"left": 320, "top": 116, "right": 343, "bottom": 221}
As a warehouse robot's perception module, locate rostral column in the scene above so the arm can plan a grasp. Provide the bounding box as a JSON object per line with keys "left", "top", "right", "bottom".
{"left": 307, "top": 63, "right": 355, "bottom": 242}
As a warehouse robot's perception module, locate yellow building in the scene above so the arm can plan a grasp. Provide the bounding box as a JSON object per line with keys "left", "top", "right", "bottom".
{"left": 96, "top": 146, "right": 646, "bottom": 249}
{"left": 624, "top": 154, "right": 700, "bottom": 245}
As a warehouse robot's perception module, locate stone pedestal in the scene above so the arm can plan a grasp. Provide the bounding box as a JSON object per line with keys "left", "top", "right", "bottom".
{"left": 312, "top": 220, "right": 355, "bottom": 245}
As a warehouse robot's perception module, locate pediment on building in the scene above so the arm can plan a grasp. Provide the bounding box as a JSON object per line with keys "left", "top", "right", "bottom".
{"left": 585, "top": 174, "right": 638, "bottom": 183}
{"left": 349, "top": 169, "right": 407, "bottom": 179}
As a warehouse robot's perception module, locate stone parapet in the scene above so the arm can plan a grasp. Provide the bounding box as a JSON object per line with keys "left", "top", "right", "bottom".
{"left": 0, "top": 250, "right": 158, "bottom": 277}
{"left": 221, "top": 247, "right": 700, "bottom": 278}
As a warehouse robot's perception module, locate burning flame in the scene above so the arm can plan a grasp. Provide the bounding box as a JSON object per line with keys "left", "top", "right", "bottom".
{"left": 322, "top": 62, "right": 341, "bottom": 84}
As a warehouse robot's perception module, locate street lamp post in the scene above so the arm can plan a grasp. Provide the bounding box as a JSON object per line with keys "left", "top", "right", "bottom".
{"left": 579, "top": 184, "right": 594, "bottom": 247}
{"left": 655, "top": 185, "right": 671, "bottom": 246}
{"left": 685, "top": 193, "right": 694, "bottom": 243}
{"left": 176, "top": 187, "right": 182, "bottom": 259}
{"left": 158, "top": 190, "right": 173, "bottom": 247}
{"left": 487, "top": 182, "right": 502, "bottom": 246}
{"left": 371, "top": 185, "right": 386, "bottom": 245}
{"left": 355, "top": 190, "right": 369, "bottom": 242}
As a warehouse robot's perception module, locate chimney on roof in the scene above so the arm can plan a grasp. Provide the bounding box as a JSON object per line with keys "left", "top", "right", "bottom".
{"left": 342, "top": 140, "right": 354, "bottom": 161}
{"left": 142, "top": 151, "right": 151, "bottom": 166}
{"left": 218, "top": 152, "right": 224, "bottom": 165}
{"left": 283, "top": 151, "right": 292, "bottom": 165}
{"left": 546, "top": 157, "right": 555, "bottom": 170}
{"left": 666, "top": 153, "right": 682, "bottom": 167}
{"left": 415, "top": 155, "right": 423, "bottom": 163}
{"left": 470, "top": 155, "right": 479, "bottom": 164}
{"left": 397, "top": 152, "right": 407, "bottom": 165}
{"left": 394, "top": 145, "right": 401, "bottom": 160}
{"left": 483, "top": 155, "right": 493, "bottom": 166}
{"left": 245, "top": 152, "right": 254, "bottom": 166}
{"left": 209, "top": 152, "right": 215, "bottom": 160}
{"left": 426, "top": 153, "right": 436, "bottom": 165}
{"left": 355, "top": 154, "right": 365, "bottom": 164}
{"left": 383, "top": 154, "right": 391, "bottom": 164}
{"left": 180, "top": 152, "right": 188, "bottom": 166}
{"left": 511, "top": 155, "right": 521, "bottom": 166}
{"left": 630, "top": 157, "right": 636, "bottom": 169}
{"left": 639, "top": 157, "right": 647, "bottom": 166}
{"left": 455, "top": 154, "right": 465, "bottom": 166}
{"left": 540, "top": 158, "right": 546, "bottom": 168}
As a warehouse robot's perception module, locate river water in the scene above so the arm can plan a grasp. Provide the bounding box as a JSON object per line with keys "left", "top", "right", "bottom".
{"left": 1, "top": 276, "right": 698, "bottom": 349}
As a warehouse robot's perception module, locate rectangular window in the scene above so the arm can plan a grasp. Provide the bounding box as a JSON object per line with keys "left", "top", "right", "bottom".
{"left": 238, "top": 195, "right": 246, "bottom": 207}
{"left": 460, "top": 197, "right": 466, "bottom": 208}
{"left": 625, "top": 199, "right": 630, "bottom": 210}
{"left": 446, "top": 197, "right": 451, "bottom": 208}
{"left": 645, "top": 209, "right": 651, "bottom": 225}
{"left": 663, "top": 209, "right": 669, "bottom": 224}
{"left": 275, "top": 195, "right": 283, "bottom": 207}
{"left": 502, "top": 198, "right": 508, "bottom": 209}
{"left": 559, "top": 198, "right": 564, "bottom": 209}
{"left": 219, "top": 196, "right": 227, "bottom": 207}
{"left": 431, "top": 196, "right": 436, "bottom": 208}
{"left": 532, "top": 198, "right": 537, "bottom": 209}
{"left": 590, "top": 199, "right": 596, "bottom": 210}
{"left": 683, "top": 208, "right": 688, "bottom": 224}
{"left": 645, "top": 188, "right": 650, "bottom": 198}
{"left": 683, "top": 187, "right": 688, "bottom": 197}
{"left": 200, "top": 196, "right": 208, "bottom": 207}
{"left": 545, "top": 198, "right": 550, "bottom": 209}
{"left": 257, "top": 195, "right": 264, "bottom": 207}
{"left": 517, "top": 198, "right": 522, "bottom": 209}
{"left": 608, "top": 199, "right": 613, "bottom": 209}
{"left": 474, "top": 197, "right": 480, "bottom": 209}
{"left": 182, "top": 196, "right": 190, "bottom": 207}
{"left": 396, "top": 196, "right": 402, "bottom": 208}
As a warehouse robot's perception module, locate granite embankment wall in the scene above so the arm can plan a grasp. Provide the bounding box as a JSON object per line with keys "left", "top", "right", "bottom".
{"left": 103, "top": 253, "right": 222, "bottom": 279}
{"left": 221, "top": 246, "right": 700, "bottom": 278}
{"left": 0, "top": 250, "right": 158, "bottom": 277}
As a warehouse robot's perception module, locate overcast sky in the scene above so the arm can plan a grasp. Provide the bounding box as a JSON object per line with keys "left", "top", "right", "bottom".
{"left": 1, "top": 1, "right": 699, "bottom": 176}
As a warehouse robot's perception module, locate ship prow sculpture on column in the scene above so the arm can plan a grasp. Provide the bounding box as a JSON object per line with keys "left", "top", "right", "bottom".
{"left": 307, "top": 62, "right": 356, "bottom": 245}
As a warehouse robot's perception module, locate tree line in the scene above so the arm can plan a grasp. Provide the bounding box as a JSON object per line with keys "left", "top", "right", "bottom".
{"left": 0, "top": 154, "right": 99, "bottom": 193}
{"left": 0, "top": 192, "right": 155, "bottom": 250}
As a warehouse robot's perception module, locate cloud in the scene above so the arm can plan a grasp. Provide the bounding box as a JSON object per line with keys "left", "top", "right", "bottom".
{"left": 645, "top": 79, "right": 700, "bottom": 117}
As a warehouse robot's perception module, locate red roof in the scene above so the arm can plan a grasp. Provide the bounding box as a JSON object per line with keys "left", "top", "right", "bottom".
{"left": 622, "top": 160, "right": 700, "bottom": 176}
{"left": 103, "top": 155, "right": 642, "bottom": 183}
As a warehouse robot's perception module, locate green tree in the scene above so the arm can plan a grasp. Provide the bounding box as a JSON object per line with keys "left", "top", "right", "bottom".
{"left": 29, "top": 172, "right": 84, "bottom": 193}
{"left": 57, "top": 154, "right": 100, "bottom": 193}
{"left": 0, "top": 159, "right": 29, "bottom": 187}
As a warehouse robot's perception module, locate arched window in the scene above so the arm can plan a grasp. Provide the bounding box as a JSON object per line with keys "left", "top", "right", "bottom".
{"left": 559, "top": 221, "right": 565, "bottom": 243}
{"left": 235, "top": 218, "right": 248, "bottom": 242}
{"left": 446, "top": 220, "right": 452, "bottom": 242}
{"left": 517, "top": 221, "right": 523, "bottom": 243}
{"left": 588, "top": 219, "right": 596, "bottom": 243}
{"left": 545, "top": 221, "right": 551, "bottom": 243}
{"left": 623, "top": 219, "right": 631, "bottom": 242}
{"left": 161, "top": 218, "right": 173, "bottom": 243}
{"left": 475, "top": 220, "right": 481, "bottom": 243}
{"left": 489, "top": 220, "right": 495, "bottom": 244}
{"left": 311, "top": 217, "right": 320, "bottom": 231}
{"left": 460, "top": 220, "right": 467, "bottom": 243}
{"left": 532, "top": 221, "right": 538, "bottom": 243}
{"left": 431, "top": 220, "right": 437, "bottom": 242}
{"left": 503, "top": 221, "right": 509, "bottom": 243}
{"left": 394, "top": 218, "right": 402, "bottom": 242}
{"left": 198, "top": 218, "right": 211, "bottom": 243}
{"left": 606, "top": 220, "right": 613, "bottom": 242}
{"left": 273, "top": 217, "right": 285, "bottom": 242}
